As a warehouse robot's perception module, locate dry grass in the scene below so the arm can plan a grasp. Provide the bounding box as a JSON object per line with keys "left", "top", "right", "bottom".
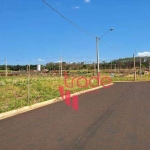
{"left": 1, "top": 73, "right": 149, "bottom": 113}
{"left": 0, "top": 74, "right": 104, "bottom": 113}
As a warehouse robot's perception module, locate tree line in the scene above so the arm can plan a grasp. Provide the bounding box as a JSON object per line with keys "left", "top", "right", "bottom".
{"left": 0, "top": 57, "right": 150, "bottom": 71}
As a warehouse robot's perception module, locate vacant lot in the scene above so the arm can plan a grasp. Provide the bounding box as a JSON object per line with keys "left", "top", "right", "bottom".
{"left": 0, "top": 74, "right": 109, "bottom": 113}
{"left": 0, "top": 73, "right": 150, "bottom": 113}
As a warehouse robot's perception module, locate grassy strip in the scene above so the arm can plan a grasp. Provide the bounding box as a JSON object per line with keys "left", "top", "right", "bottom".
{"left": 0, "top": 75, "right": 101, "bottom": 113}
{"left": 112, "top": 74, "right": 150, "bottom": 82}
{"left": 1, "top": 73, "right": 150, "bottom": 113}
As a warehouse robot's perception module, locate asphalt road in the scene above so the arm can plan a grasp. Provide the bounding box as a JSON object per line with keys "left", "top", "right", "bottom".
{"left": 1, "top": 82, "right": 150, "bottom": 150}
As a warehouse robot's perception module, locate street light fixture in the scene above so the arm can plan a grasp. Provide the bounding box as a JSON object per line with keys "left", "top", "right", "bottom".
{"left": 96, "top": 28, "right": 114, "bottom": 85}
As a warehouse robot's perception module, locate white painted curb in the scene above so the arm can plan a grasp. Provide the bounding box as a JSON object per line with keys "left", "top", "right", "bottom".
{"left": 0, "top": 83, "right": 113, "bottom": 120}
{"left": 113, "top": 81, "right": 150, "bottom": 82}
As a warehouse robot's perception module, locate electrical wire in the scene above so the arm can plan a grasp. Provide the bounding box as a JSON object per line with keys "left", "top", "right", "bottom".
{"left": 42, "top": 0, "right": 122, "bottom": 53}
{"left": 101, "top": 39, "right": 121, "bottom": 52}
{"left": 42, "top": 0, "right": 94, "bottom": 37}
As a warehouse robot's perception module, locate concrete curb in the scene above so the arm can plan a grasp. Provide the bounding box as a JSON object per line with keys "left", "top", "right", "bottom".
{"left": 113, "top": 81, "right": 150, "bottom": 82}
{"left": 113, "top": 81, "right": 135, "bottom": 82}
{"left": 0, "top": 83, "right": 114, "bottom": 120}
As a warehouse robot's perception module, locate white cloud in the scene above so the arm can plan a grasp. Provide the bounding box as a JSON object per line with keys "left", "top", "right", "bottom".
{"left": 72, "top": 6, "right": 80, "bottom": 9}
{"left": 84, "top": 0, "right": 91, "bottom": 3}
{"left": 37, "top": 58, "right": 45, "bottom": 62}
{"left": 137, "top": 52, "right": 150, "bottom": 57}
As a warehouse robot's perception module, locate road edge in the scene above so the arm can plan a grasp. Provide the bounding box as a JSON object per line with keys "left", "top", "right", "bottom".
{"left": 0, "top": 83, "right": 114, "bottom": 120}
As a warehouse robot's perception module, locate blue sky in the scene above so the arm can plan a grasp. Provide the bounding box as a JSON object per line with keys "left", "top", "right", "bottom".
{"left": 0, "top": 0, "right": 150, "bottom": 65}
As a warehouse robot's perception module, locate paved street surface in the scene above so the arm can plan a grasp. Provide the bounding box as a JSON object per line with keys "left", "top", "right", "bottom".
{"left": 1, "top": 82, "right": 150, "bottom": 150}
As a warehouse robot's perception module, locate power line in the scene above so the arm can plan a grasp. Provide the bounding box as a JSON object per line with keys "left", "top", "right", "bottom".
{"left": 42, "top": 0, "right": 94, "bottom": 37}
{"left": 42, "top": 0, "right": 122, "bottom": 53}
{"left": 101, "top": 39, "right": 121, "bottom": 52}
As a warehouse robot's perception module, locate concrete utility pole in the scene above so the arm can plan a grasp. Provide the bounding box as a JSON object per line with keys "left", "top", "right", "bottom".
{"left": 133, "top": 54, "right": 136, "bottom": 81}
{"left": 140, "top": 57, "right": 142, "bottom": 77}
{"left": 149, "top": 61, "right": 150, "bottom": 73}
{"left": 27, "top": 64, "right": 30, "bottom": 104}
{"left": 59, "top": 61, "right": 60, "bottom": 75}
{"left": 60, "top": 55, "right": 62, "bottom": 77}
{"left": 115, "top": 64, "right": 116, "bottom": 74}
{"left": 111, "top": 60, "right": 112, "bottom": 73}
{"left": 96, "top": 36, "right": 100, "bottom": 78}
{"left": 96, "top": 28, "right": 114, "bottom": 85}
{"left": 5, "top": 58, "right": 7, "bottom": 77}
{"left": 93, "top": 62, "right": 96, "bottom": 76}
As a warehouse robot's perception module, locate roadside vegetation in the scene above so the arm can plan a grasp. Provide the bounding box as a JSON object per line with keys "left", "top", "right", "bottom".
{"left": 112, "top": 74, "right": 150, "bottom": 82}
{"left": 0, "top": 74, "right": 108, "bottom": 113}
{"left": 0, "top": 70, "right": 150, "bottom": 113}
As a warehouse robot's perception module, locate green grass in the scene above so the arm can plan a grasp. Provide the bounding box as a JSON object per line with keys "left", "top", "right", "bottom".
{"left": 0, "top": 73, "right": 150, "bottom": 113}
{"left": 112, "top": 74, "right": 150, "bottom": 82}
{"left": 0, "top": 74, "right": 102, "bottom": 113}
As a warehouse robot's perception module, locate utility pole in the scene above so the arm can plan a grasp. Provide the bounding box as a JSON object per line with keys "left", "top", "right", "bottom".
{"left": 96, "top": 36, "right": 100, "bottom": 85}
{"left": 115, "top": 64, "right": 116, "bottom": 74}
{"left": 140, "top": 57, "right": 142, "bottom": 77}
{"left": 93, "top": 62, "right": 94, "bottom": 76}
{"left": 27, "top": 64, "right": 30, "bottom": 104}
{"left": 96, "top": 28, "right": 114, "bottom": 85}
{"left": 5, "top": 58, "right": 7, "bottom": 77}
{"left": 111, "top": 60, "right": 112, "bottom": 73}
{"left": 96, "top": 36, "right": 99, "bottom": 75}
{"left": 60, "top": 55, "right": 62, "bottom": 77}
{"left": 149, "top": 61, "right": 150, "bottom": 73}
{"left": 59, "top": 61, "right": 60, "bottom": 75}
{"left": 133, "top": 54, "right": 136, "bottom": 81}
